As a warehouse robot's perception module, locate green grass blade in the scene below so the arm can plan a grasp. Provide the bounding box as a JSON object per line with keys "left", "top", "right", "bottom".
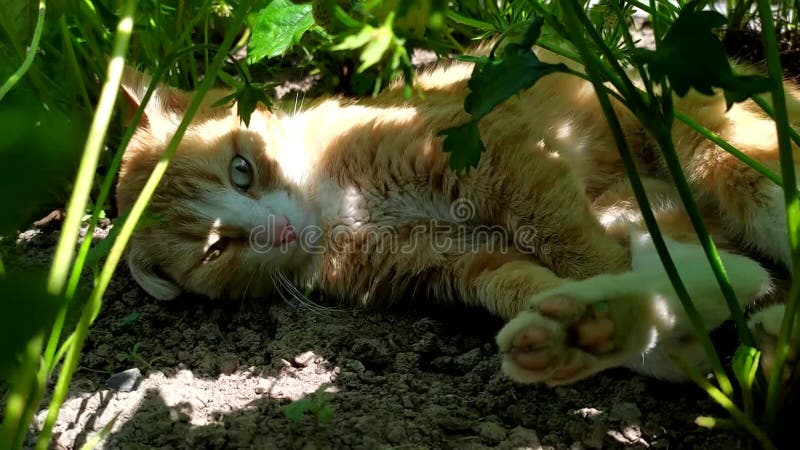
{"left": 675, "top": 110, "right": 783, "bottom": 187}
{"left": 0, "top": 0, "right": 46, "bottom": 101}
{"left": 33, "top": 3, "right": 252, "bottom": 448}
{"left": 756, "top": 0, "right": 800, "bottom": 435}
{"left": 32, "top": 0, "right": 138, "bottom": 446}
{"left": 673, "top": 355, "right": 777, "bottom": 450}
{"left": 561, "top": 0, "right": 734, "bottom": 396}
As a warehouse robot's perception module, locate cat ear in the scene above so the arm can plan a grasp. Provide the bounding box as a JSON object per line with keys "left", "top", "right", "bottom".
{"left": 120, "top": 66, "right": 191, "bottom": 130}
{"left": 126, "top": 244, "right": 182, "bottom": 300}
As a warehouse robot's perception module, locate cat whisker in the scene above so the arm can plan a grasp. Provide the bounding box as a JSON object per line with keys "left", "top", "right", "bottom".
{"left": 274, "top": 270, "right": 343, "bottom": 317}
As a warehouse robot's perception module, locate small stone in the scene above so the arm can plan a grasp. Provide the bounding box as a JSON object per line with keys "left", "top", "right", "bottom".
{"left": 435, "top": 415, "right": 471, "bottom": 432}
{"left": 477, "top": 421, "right": 507, "bottom": 445}
{"left": 105, "top": 368, "right": 142, "bottom": 392}
{"left": 499, "top": 426, "right": 540, "bottom": 450}
{"left": 394, "top": 352, "right": 420, "bottom": 373}
{"left": 293, "top": 351, "right": 316, "bottom": 367}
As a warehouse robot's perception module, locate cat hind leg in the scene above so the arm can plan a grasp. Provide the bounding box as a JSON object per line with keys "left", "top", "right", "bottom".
{"left": 496, "top": 232, "right": 772, "bottom": 385}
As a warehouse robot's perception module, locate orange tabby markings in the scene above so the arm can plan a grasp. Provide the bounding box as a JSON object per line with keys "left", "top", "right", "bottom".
{"left": 117, "top": 48, "right": 797, "bottom": 384}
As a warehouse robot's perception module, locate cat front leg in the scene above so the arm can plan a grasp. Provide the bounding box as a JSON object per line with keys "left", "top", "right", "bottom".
{"left": 496, "top": 233, "right": 772, "bottom": 385}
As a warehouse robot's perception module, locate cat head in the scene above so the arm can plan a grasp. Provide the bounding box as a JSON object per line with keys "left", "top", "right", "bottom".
{"left": 116, "top": 69, "right": 317, "bottom": 301}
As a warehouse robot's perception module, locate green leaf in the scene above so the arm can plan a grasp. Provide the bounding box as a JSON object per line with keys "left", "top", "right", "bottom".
{"left": 464, "top": 18, "right": 566, "bottom": 118}
{"left": 115, "top": 312, "right": 141, "bottom": 329}
{"left": 284, "top": 398, "right": 311, "bottom": 422}
{"left": 331, "top": 25, "right": 375, "bottom": 51}
{"left": 235, "top": 83, "right": 272, "bottom": 127}
{"left": 732, "top": 345, "right": 761, "bottom": 388}
{"left": 440, "top": 18, "right": 567, "bottom": 171}
{"left": 316, "top": 403, "right": 334, "bottom": 424}
{"left": 357, "top": 27, "right": 393, "bottom": 72}
{"left": 631, "top": 0, "right": 769, "bottom": 108}
{"left": 247, "top": 0, "right": 315, "bottom": 64}
{"left": 441, "top": 120, "right": 485, "bottom": 173}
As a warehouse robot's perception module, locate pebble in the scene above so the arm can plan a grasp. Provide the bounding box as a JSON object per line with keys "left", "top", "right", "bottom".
{"left": 498, "top": 426, "right": 540, "bottom": 450}
{"left": 105, "top": 368, "right": 142, "bottom": 392}
{"left": 477, "top": 421, "right": 508, "bottom": 444}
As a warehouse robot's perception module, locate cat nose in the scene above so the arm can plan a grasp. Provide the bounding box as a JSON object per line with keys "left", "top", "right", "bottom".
{"left": 272, "top": 215, "right": 296, "bottom": 244}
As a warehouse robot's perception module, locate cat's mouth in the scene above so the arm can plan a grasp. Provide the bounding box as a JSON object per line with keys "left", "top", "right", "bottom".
{"left": 270, "top": 215, "right": 297, "bottom": 245}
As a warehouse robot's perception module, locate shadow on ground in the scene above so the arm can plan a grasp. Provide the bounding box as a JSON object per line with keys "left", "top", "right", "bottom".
{"left": 4, "top": 225, "right": 743, "bottom": 450}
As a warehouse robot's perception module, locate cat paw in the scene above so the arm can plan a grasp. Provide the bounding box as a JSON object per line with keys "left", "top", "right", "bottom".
{"left": 497, "top": 293, "right": 634, "bottom": 386}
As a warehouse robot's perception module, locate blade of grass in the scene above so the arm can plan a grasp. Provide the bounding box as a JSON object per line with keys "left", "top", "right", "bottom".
{"left": 34, "top": 4, "right": 251, "bottom": 448}
{"left": 0, "top": 336, "right": 43, "bottom": 449}
{"left": 77, "top": 412, "right": 120, "bottom": 450}
{"left": 673, "top": 355, "right": 777, "bottom": 450}
{"left": 751, "top": 95, "right": 800, "bottom": 148}
{"left": 756, "top": 0, "right": 800, "bottom": 434}
{"left": 0, "top": 0, "right": 46, "bottom": 101}
{"left": 41, "top": 64, "right": 166, "bottom": 374}
{"left": 59, "top": 15, "right": 92, "bottom": 112}
{"left": 31, "top": 0, "right": 138, "bottom": 446}
{"left": 44, "top": 44, "right": 214, "bottom": 372}
{"left": 675, "top": 110, "right": 783, "bottom": 187}
{"left": 561, "top": 0, "right": 734, "bottom": 396}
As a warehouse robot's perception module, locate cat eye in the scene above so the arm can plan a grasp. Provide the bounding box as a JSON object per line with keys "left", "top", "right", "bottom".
{"left": 202, "top": 238, "right": 229, "bottom": 263}
{"left": 230, "top": 156, "right": 253, "bottom": 190}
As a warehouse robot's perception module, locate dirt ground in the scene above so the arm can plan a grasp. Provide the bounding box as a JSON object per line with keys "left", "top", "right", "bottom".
{"left": 3, "top": 219, "right": 748, "bottom": 450}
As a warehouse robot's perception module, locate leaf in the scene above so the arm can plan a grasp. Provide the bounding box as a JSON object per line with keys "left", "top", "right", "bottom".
{"left": 441, "top": 18, "right": 567, "bottom": 171}
{"left": 236, "top": 83, "right": 272, "bottom": 126}
{"left": 631, "top": 0, "right": 769, "bottom": 108}
{"left": 441, "top": 121, "right": 485, "bottom": 173}
{"left": 464, "top": 18, "right": 566, "bottom": 118}
{"left": 732, "top": 345, "right": 761, "bottom": 388}
{"left": 115, "top": 312, "right": 141, "bottom": 329}
{"left": 316, "top": 403, "right": 334, "bottom": 424}
{"left": 331, "top": 25, "right": 375, "bottom": 51}
{"left": 357, "top": 27, "right": 393, "bottom": 72}
{"left": 247, "top": 0, "right": 315, "bottom": 64}
{"left": 284, "top": 398, "right": 311, "bottom": 422}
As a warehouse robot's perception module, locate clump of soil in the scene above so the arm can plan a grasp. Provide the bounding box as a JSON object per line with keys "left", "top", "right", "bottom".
{"left": 1, "top": 220, "right": 746, "bottom": 450}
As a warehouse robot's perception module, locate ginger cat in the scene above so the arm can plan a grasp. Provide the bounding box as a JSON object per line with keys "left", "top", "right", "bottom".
{"left": 116, "top": 49, "right": 798, "bottom": 385}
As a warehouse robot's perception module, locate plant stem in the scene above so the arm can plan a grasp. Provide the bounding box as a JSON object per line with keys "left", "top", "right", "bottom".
{"left": 60, "top": 16, "right": 92, "bottom": 112}
{"left": 33, "top": 0, "right": 138, "bottom": 447}
{"left": 756, "top": 0, "right": 800, "bottom": 435}
{"left": 752, "top": 95, "right": 800, "bottom": 148}
{"left": 42, "top": 63, "right": 169, "bottom": 374}
{"left": 0, "top": 0, "right": 46, "bottom": 101}
{"left": 673, "top": 356, "right": 777, "bottom": 450}
{"left": 675, "top": 111, "right": 783, "bottom": 187}
{"left": 561, "top": 0, "right": 734, "bottom": 397}
{"left": 34, "top": 3, "right": 251, "bottom": 448}
{"left": 0, "top": 336, "right": 42, "bottom": 449}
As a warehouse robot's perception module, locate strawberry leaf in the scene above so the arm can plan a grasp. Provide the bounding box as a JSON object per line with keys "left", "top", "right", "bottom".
{"left": 248, "top": 0, "right": 315, "bottom": 64}
{"left": 441, "top": 17, "right": 567, "bottom": 172}
{"left": 632, "top": 0, "right": 769, "bottom": 108}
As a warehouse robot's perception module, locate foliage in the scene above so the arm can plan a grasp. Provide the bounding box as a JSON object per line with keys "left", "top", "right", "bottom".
{"left": 284, "top": 384, "right": 335, "bottom": 425}
{"left": 0, "top": 0, "right": 799, "bottom": 449}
